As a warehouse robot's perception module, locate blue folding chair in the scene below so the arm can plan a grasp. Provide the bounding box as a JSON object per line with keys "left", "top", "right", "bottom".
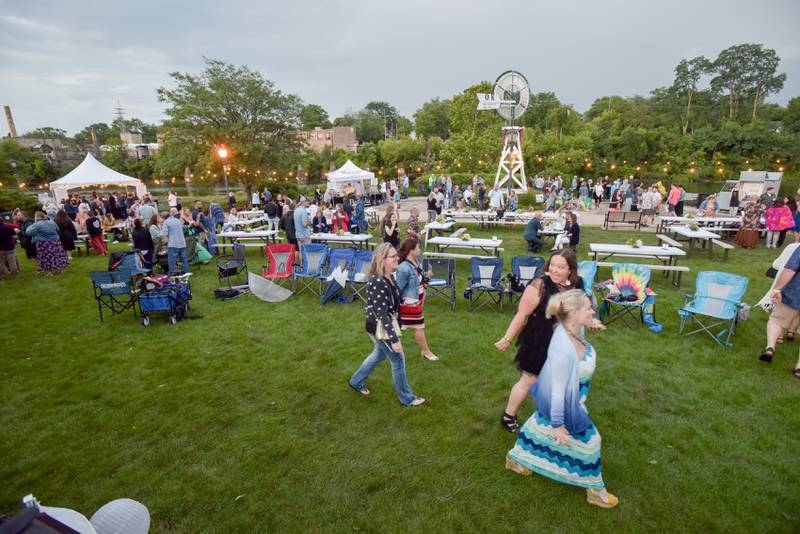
{"left": 348, "top": 249, "right": 373, "bottom": 303}
{"left": 90, "top": 270, "right": 139, "bottom": 322}
{"left": 422, "top": 258, "right": 457, "bottom": 311}
{"left": 465, "top": 257, "right": 504, "bottom": 312}
{"left": 320, "top": 247, "right": 356, "bottom": 295}
{"left": 508, "top": 255, "right": 545, "bottom": 305}
{"left": 678, "top": 271, "right": 749, "bottom": 347}
{"left": 293, "top": 244, "right": 329, "bottom": 296}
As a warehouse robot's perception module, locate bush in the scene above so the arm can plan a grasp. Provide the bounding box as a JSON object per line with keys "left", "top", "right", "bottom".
{"left": 0, "top": 189, "right": 40, "bottom": 214}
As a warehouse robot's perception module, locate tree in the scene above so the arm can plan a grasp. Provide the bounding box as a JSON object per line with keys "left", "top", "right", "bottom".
{"left": 395, "top": 116, "right": 414, "bottom": 137}
{"left": 784, "top": 97, "right": 800, "bottom": 134}
{"left": 156, "top": 58, "right": 304, "bottom": 193}
{"left": 414, "top": 98, "right": 451, "bottom": 140}
{"left": 353, "top": 110, "right": 386, "bottom": 143}
{"left": 74, "top": 122, "right": 113, "bottom": 147}
{"left": 300, "top": 104, "right": 332, "bottom": 130}
{"left": 449, "top": 81, "right": 503, "bottom": 135}
{"left": 545, "top": 104, "right": 580, "bottom": 140}
{"left": 20, "top": 127, "right": 67, "bottom": 140}
{"left": 673, "top": 56, "right": 711, "bottom": 134}
{"left": 744, "top": 45, "right": 786, "bottom": 120}
{"left": 521, "top": 92, "right": 561, "bottom": 130}
{"left": 0, "top": 139, "right": 55, "bottom": 186}
{"left": 364, "top": 101, "right": 399, "bottom": 137}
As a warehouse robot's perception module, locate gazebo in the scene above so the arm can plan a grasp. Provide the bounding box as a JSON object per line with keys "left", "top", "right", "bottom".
{"left": 326, "top": 160, "right": 376, "bottom": 196}
{"left": 49, "top": 152, "right": 148, "bottom": 203}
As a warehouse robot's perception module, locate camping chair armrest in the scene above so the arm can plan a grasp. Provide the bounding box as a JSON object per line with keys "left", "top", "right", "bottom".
{"left": 693, "top": 295, "right": 744, "bottom": 306}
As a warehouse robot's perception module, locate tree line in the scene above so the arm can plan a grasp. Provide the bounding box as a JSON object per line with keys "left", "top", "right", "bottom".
{"left": 2, "top": 43, "right": 798, "bottom": 193}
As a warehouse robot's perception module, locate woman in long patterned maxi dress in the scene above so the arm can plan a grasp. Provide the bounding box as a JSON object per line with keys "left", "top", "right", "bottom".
{"left": 505, "top": 289, "right": 619, "bottom": 509}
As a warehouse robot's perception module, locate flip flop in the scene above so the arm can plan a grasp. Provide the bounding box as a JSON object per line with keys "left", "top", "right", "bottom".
{"left": 793, "top": 368, "right": 800, "bottom": 380}
{"left": 348, "top": 382, "right": 370, "bottom": 396}
{"left": 587, "top": 491, "right": 619, "bottom": 509}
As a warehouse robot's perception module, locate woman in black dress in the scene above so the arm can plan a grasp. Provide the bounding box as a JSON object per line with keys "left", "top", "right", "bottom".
{"left": 382, "top": 204, "right": 400, "bottom": 248}
{"left": 54, "top": 209, "right": 77, "bottom": 259}
{"left": 132, "top": 217, "right": 155, "bottom": 269}
{"left": 494, "top": 249, "right": 603, "bottom": 432}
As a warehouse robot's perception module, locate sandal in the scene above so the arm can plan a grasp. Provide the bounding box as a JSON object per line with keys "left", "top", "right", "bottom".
{"left": 505, "top": 456, "right": 531, "bottom": 476}
{"left": 793, "top": 368, "right": 800, "bottom": 380}
{"left": 500, "top": 412, "right": 519, "bottom": 433}
{"left": 788, "top": 332, "right": 796, "bottom": 342}
{"left": 587, "top": 489, "right": 619, "bottom": 509}
{"left": 759, "top": 348, "right": 774, "bottom": 363}
{"left": 348, "top": 382, "right": 370, "bottom": 396}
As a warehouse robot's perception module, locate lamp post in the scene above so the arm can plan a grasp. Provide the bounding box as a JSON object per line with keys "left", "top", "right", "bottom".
{"left": 217, "top": 146, "right": 230, "bottom": 197}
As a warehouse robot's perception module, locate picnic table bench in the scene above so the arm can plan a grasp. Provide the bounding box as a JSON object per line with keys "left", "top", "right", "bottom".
{"left": 603, "top": 210, "right": 642, "bottom": 230}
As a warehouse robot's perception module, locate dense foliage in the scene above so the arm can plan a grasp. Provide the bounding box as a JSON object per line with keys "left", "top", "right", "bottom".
{"left": 1, "top": 43, "right": 796, "bottom": 193}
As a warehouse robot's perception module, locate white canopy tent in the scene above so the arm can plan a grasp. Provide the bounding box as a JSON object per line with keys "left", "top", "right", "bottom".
{"left": 326, "top": 160, "right": 376, "bottom": 196}
{"left": 49, "top": 152, "right": 148, "bottom": 203}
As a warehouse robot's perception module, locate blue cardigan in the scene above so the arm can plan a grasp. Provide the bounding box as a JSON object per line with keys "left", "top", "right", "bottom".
{"left": 530, "top": 324, "right": 593, "bottom": 434}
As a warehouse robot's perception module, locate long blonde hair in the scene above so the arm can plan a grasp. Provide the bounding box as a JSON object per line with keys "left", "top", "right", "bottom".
{"left": 545, "top": 289, "right": 587, "bottom": 322}
{"left": 369, "top": 243, "right": 395, "bottom": 278}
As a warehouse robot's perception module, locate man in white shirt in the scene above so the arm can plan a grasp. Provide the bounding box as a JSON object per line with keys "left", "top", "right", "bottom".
{"left": 488, "top": 183, "right": 505, "bottom": 216}
{"left": 168, "top": 192, "right": 177, "bottom": 210}
{"left": 251, "top": 191, "right": 261, "bottom": 207}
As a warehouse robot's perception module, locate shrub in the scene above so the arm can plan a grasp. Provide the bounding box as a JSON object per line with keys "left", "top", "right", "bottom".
{"left": 0, "top": 189, "right": 40, "bottom": 214}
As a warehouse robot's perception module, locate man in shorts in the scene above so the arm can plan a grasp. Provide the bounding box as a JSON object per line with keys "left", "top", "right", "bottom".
{"left": 760, "top": 245, "right": 800, "bottom": 379}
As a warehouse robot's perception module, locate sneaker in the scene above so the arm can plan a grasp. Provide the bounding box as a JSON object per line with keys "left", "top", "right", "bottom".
{"left": 422, "top": 351, "right": 439, "bottom": 361}
{"left": 410, "top": 397, "right": 426, "bottom": 406}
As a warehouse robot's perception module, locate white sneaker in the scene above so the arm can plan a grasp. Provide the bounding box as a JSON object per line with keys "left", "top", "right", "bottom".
{"left": 410, "top": 398, "right": 426, "bottom": 406}
{"left": 422, "top": 351, "right": 439, "bottom": 361}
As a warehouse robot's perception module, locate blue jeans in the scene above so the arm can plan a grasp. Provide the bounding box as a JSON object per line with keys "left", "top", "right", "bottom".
{"left": 167, "top": 246, "right": 189, "bottom": 274}
{"left": 350, "top": 334, "right": 417, "bottom": 405}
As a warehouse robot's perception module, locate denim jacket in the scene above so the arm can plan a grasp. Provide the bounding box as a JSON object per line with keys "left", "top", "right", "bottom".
{"left": 395, "top": 260, "right": 422, "bottom": 303}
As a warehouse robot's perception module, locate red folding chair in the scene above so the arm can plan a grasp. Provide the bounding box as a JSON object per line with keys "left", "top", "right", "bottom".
{"left": 262, "top": 243, "right": 296, "bottom": 288}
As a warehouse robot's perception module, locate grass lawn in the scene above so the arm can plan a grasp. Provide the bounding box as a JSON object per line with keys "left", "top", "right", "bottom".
{"left": 1, "top": 224, "right": 798, "bottom": 533}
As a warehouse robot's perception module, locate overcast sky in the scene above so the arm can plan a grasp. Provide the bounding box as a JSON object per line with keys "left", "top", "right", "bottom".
{"left": 1, "top": 0, "right": 798, "bottom": 136}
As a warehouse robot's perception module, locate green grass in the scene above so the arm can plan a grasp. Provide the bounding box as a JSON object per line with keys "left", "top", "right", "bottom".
{"left": 1, "top": 226, "right": 799, "bottom": 533}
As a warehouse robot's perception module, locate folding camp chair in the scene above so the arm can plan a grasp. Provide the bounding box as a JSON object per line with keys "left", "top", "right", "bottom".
{"left": 595, "top": 263, "right": 653, "bottom": 327}
{"left": 320, "top": 247, "right": 356, "bottom": 295}
{"left": 508, "top": 255, "right": 545, "bottom": 305}
{"left": 465, "top": 257, "right": 504, "bottom": 312}
{"left": 292, "top": 243, "right": 329, "bottom": 296}
{"left": 348, "top": 249, "right": 373, "bottom": 302}
{"left": 578, "top": 260, "right": 598, "bottom": 298}
{"left": 422, "top": 258, "right": 457, "bottom": 311}
{"left": 216, "top": 243, "right": 247, "bottom": 288}
{"left": 678, "top": 271, "right": 749, "bottom": 347}
{"left": 90, "top": 270, "right": 139, "bottom": 322}
{"left": 262, "top": 243, "right": 296, "bottom": 288}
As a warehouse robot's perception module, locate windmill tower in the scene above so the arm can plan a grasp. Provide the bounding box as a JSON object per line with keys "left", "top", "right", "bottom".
{"left": 476, "top": 70, "right": 530, "bottom": 192}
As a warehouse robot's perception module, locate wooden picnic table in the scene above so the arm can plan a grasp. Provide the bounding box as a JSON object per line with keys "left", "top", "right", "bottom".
{"left": 215, "top": 230, "right": 279, "bottom": 254}
{"left": 589, "top": 242, "right": 687, "bottom": 286}
{"left": 310, "top": 232, "right": 373, "bottom": 249}
{"left": 426, "top": 236, "right": 503, "bottom": 257}
{"left": 670, "top": 225, "right": 721, "bottom": 257}
{"left": 657, "top": 215, "right": 740, "bottom": 233}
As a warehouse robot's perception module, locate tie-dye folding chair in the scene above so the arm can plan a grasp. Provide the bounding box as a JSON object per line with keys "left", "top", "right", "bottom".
{"left": 595, "top": 263, "right": 654, "bottom": 328}
{"left": 678, "top": 271, "right": 749, "bottom": 347}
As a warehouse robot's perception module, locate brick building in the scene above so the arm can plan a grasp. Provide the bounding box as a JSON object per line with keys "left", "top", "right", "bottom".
{"left": 300, "top": 126, "right": 357, "bottom": 153}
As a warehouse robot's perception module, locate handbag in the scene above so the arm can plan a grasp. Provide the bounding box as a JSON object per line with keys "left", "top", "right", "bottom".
{"left": 375, "top": 314, "right": 402, "bottom": 341}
